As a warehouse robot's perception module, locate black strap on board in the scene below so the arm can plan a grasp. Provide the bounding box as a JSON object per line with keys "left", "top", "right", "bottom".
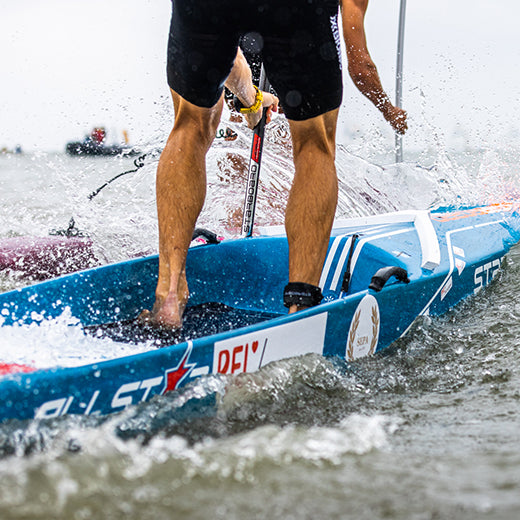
{"left": 341, "top": 234, "right": 360, "bottom": 293}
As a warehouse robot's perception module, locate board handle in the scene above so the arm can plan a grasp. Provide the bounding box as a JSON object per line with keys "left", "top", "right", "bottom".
{"left": 369, "top": 266, "right": 410, "bottom": 292}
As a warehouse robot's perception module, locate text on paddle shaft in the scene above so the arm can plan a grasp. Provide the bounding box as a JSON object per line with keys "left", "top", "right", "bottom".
{"left": 242, "top": 133, "right": 263, "bottom": 233}
{"left": 242, "top": 162, "right": 259, "bottom": 233}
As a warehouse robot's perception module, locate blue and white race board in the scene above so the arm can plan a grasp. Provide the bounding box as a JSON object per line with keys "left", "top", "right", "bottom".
{"left": 0, "top": 203, "right": 519, "bottom": 423}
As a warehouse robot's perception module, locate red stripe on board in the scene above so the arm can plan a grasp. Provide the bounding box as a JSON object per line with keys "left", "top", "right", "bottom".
{"left": 0, "top": 363, "right": 36, "bottom": 375}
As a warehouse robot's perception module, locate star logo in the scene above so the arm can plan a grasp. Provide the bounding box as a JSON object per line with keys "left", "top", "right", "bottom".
{"left": 161, "top": 343, "right": 195, "bottom": 394}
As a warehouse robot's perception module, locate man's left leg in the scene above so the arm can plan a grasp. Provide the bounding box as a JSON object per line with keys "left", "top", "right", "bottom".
{"left": 143, "top": 90, "right": 224, "bottom": 328}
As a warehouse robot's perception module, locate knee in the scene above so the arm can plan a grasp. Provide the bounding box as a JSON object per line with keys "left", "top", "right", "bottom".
{"left": 174, "top": 115, "right": 218, "bottom": 150}
{"left": 172, "top": 98, "right": 223, "bottom": 150}
{"left": 289, "top": 112, "right": 338, "bottom": 160}
{"left": 294, "top": 135, "right": 336, "bottom": 160}
{"left": 291, "top": 132, "right": 336, "bottom": 166}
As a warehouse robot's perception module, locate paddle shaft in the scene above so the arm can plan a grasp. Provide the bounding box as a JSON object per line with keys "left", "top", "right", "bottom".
{"left": 241, "top": 66, "right": 270, "bottom": 238}
{"left": 395, "top": 0, "right": 407, "bottom": 163}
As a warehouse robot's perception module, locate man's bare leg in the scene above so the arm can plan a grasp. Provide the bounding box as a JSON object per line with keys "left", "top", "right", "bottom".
{"left": 285, "top": 109, "right": 339, "bottom": 313}
{"left": 143, "top": 89, "right": 223, "bottom": 328}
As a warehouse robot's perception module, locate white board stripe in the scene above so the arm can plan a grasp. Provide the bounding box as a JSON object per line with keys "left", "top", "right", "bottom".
{"left": 399, "top": 219, "right": 504, "bottom": 338}
{"left": 330, "top": 236, "right": 353, "bottom": 292}
{"left": 319, "top": 235, "right": 344, "bottom": 289}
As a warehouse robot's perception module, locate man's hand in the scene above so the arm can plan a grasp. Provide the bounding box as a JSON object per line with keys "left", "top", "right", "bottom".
{"left": 225, "top": 48, "right": 279, "bottom": 129}
{"left": 243, "top": 91, "right": 279, "bottom": 129}
{"left": 383, "top": 105, "right": 408, "bottom": 135}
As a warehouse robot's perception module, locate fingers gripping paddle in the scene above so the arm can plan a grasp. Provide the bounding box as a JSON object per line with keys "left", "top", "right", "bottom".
{"left": 241, "top": 65, "right": 271, "bottom": 238}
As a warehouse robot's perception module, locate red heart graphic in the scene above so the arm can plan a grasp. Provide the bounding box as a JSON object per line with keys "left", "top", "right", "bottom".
{"left": 251, "top": 340, "right": 259, "bottom": 354}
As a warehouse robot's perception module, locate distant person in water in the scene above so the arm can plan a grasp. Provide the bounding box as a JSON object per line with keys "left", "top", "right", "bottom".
{"left": 141, "top": 0, "right": 407, "bottom": 329}
{"left": 90, "top": 127, "right": 106, "bottom": 145}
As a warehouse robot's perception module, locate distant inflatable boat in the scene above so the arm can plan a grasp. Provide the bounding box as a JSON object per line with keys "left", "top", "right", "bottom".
{"left": 65, "top": 139, "right": 139, "bottom": 157}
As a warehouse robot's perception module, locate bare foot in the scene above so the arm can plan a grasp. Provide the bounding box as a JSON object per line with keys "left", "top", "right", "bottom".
{"left": 138, "top": 288, "right": 188, "bottom": 330}
{"left": 288, "top": 304, "right": 308, "bottom": 314}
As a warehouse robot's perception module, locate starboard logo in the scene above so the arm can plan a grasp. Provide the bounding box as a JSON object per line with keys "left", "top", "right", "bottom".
{"left": 34, "top": 345, "right": 196, "bottom": 419}
{"left": 474, "top": 258, "right": 501, "bottom": 294}
{"left": 346, "top": 295, "right": 380, "bottom": 361}
{"left": 161, "top": 344, "right": 195, "bottom": 394}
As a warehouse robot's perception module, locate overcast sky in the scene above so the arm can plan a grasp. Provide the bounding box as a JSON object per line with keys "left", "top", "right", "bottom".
{"left": 1, "top": 0, "right": 519, "bottom": 153}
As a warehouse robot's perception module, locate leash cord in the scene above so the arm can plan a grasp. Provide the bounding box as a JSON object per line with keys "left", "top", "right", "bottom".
{"left": 51, "top": 151, "right": 159, "bottom": 237}
{"left": 87, "top": 154, "right": 149, "bottom": 200}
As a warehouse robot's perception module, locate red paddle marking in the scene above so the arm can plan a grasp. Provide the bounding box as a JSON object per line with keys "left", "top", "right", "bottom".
{"left": 0, "top": 363, "right": 36, "bottom": 375}
{"left": 252, "top": 134, "right": 262, "bottom": 163}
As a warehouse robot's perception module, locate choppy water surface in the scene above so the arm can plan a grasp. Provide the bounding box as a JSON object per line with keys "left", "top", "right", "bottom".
{"left": 1, "top": 125, "right": 520, "bottom": 519}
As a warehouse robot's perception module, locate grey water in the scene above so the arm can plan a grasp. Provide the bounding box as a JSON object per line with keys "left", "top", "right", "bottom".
{"left": 1, "top": 126, "right": 520, "bottom": 519}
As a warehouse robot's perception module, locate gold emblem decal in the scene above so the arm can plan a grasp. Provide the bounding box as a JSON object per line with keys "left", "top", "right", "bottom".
{"left": 346, "top": 295, "right": 380, "bottom": 361}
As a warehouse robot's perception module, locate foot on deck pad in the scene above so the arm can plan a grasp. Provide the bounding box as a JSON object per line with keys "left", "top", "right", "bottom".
{"left": 85, "top": 302, "right": 278, "bottom": 346}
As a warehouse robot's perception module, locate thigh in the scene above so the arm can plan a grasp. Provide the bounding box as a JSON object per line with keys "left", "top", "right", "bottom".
{"left": 260, "top": 0, "right": 343, "bottom": 121}
{"left": 167, "top": 1, "right": 241, "bottom": 108}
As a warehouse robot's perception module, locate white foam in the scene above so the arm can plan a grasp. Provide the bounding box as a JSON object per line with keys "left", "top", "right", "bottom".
{"left": 0, "top": 308, "right": 154, "bottom": 369}
{"left": 84, "top": 413, "right": 401, "bottom": 483}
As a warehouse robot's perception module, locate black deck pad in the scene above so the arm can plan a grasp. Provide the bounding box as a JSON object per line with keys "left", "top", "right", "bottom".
{"left": 85, "top": 302, "right": 279, "bottom": 347}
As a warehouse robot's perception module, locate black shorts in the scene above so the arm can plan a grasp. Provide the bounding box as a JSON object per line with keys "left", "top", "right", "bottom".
{"left": 167, "top": 0, "right": 343, "bottom": 121}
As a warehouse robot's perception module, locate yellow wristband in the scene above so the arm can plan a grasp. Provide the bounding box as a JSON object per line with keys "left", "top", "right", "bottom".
{"left": 239, "top": 85, "right": 263, "bottom": 114}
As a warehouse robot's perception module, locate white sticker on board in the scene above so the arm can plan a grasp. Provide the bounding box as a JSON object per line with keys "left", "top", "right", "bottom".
{"left": 346, "top": 295, "right": 380, "bottom": 361}
{"left": 213, "top": 313, "right": 328, "bottom": 375}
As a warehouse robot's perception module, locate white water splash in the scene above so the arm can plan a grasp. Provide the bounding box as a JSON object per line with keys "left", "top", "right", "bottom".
{"left": 0, "top": 411, "right": 399, "bottom": 481}
{"left": 2, "top": 116, "right": 518, "bottom": 272}
{"left": 0, "top": 308, "right": 154, "bottom": 369}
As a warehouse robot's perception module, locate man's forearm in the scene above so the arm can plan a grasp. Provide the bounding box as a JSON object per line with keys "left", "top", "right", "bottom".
{"left": 347, "top": 53, "right": 393, "bottom": 117}
{"left": 224, "top": 48, "right": 257, "bottom": 107}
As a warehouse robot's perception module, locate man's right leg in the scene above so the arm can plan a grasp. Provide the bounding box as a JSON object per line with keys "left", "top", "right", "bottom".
{"left": 285, "top": 109, "right": 339, "bottom": 313}
{"left": 144, "top": 90, "right": 223, "bottom": 328}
